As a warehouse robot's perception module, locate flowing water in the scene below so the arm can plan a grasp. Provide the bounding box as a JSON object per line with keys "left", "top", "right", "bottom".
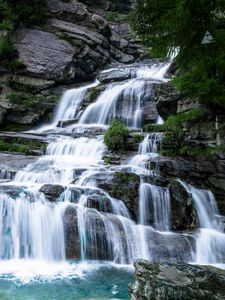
{"left": 0, "top": 61, "right": 224, "bottom": 299}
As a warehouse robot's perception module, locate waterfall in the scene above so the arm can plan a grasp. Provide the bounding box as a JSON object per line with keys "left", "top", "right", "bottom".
{"left": 0, "top": 59, "right": 224, "bottom": 285}
{"left": 180, "top": 182, "right": 225, "bottom": 264}
{"left": 139, "top": 183, "right": 170, "bottom": 231}
{"left": 0, "top": 191, "right": 66, "bottom": 261}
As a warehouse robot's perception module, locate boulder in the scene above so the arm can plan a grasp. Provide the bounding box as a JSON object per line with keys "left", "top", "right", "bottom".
{"left": 13, "top": 28, "right": 75, "bottom": 81}
{"left": 97, "top": 68, "right": 131, "bottom": 83}
{"left": 130, "top": 260, "right": 225, "bottom": 300}
{"left": 94, "top": 171, "right": 140, "bottom": 220}
{"left": 40, "top": 184, "right": 65, "bottom": 201}
{"left": 169, "top": 179, "right": 199, "bottom": 231}
{"left": 0, "top": 152, "right": 38, "bottom": 179}
{"left": 155, "top": 82, "right": 182, "bottom": 120}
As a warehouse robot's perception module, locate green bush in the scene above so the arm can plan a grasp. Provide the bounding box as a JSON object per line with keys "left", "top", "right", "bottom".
{"left": 0, "top": 36, "right": 15, "bottom": 60}
{"left": 143, "top": 124, "right": 165, "bottom": 132}
{"left": 104, "top": 119, "right": 129, "bottom": 151}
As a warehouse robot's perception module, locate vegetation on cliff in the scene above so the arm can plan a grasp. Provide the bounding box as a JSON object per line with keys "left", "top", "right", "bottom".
{"left": 0, "top": 0, "right": 47, "bottom": 69}
{"left": 130, "top": 0, "right": 225, "bottom": 108}
{"left": 104, "top": 119, "right": 129, "bottom": 151}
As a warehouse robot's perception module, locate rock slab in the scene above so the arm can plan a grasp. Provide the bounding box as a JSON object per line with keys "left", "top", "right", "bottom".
{"left": 129, "top": 260, "right": 225, "bottom": 300}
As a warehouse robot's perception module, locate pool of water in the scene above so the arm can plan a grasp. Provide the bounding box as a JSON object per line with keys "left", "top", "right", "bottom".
{"left": 0, "top": 260, "right": 133, "bottom": 300}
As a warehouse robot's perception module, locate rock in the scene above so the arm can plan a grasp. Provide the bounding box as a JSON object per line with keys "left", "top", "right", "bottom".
{"left": 155, "top": 82, "right": 182, "bottom": 120}
{"left": 169, "top": 179, "right": 199, "bottom": 231}
{"left": 94, "top": 171, "right": 140, "bottom": 220}
{"left": 63, "top": 205, "right": 81, "bottom": 259}
{"left": 145, "top": 229, "right": 195, "bottom": 262}
{"left": 129, "top": 260, "right": 225, "bottom": 300}
{"left": 40, "top": 184, "right": 65, "bottom": 201}
{"left": 63, "top": 205, "right": 118, "bottom": 260}
{"left": 13, "top": 28, "right": 75, "bottom": 81}
{"left": 142, "top": 102, "right": 158, "bottom": 124}
{"left": 0, "top": 106, "right": 6, "bottom": 125}
{"left": 10, "top": 75, "right": 55, "bottom": 93}
{"left": 177, "top": 98, "right": 203, "bottom": 114}
{"left": 97, "top": 68, "right": 131, "bottom": 83}
{"left": 0, "top": 152, "right": 38, "bottom": 179}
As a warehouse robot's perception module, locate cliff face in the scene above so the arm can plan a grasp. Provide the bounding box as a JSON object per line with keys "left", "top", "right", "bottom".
{"left": 0, "top": 0, "right": 146, "bottom": 128}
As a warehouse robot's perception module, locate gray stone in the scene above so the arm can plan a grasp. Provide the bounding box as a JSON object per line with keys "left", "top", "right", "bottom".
{"left": 97, "top": 68, "right": 131, "bottom": 83}
{"left": 129, "top": 260, "right": 225, "bottom": 300}
{"left": 40, "top": 184, "right": 65, "bottom": 201}
{"left": 13, "top": 28, "right": 75, "bottom": 80}
{"left": 0, "top": 152, "right": 38, "bottom": 179}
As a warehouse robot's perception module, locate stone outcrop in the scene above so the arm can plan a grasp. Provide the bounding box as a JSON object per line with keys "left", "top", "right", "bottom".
{"left": 0, "top": 0, "right": 147, "bottom": 127}
{"left": 40, "top": 184, "right": 65, "bottom": 202}
{"left": 91, "top": 171, "right": 140, "bottom": 220}
{"left": 169, "top": 179, "right": 199, "bottom": 231}
{"left": 129, "top": 260, "right": 225, "bottom": 300}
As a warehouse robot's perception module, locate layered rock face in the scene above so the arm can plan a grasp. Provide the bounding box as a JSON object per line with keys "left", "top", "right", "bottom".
{"left": 0, "top": 0, "right": 146, "bottom": 127}
{"left": 130, "top": 260, "right": 225, "bottom": 300}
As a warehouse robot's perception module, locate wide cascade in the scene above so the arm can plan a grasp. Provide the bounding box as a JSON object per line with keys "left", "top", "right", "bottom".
{"left": 0, "top": 61, "right": 225, "bottom": 288}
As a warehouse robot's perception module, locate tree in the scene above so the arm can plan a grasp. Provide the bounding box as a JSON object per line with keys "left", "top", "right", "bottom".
{"left": 130, "top": 0, "right": 225, "bottom": 108}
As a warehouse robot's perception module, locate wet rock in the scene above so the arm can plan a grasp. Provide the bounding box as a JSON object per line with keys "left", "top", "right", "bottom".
{"left": 129, "top": 260, "right": 225, "bottom": 300}
{"left": 63, "top": 205, "right": 80, "bottom": 259}
{"left": 40, "top": 184, "right": 65, "bottom": 202}
{"left": 142, "top": 102, "right": 158, "bottom": 124}
{"left": 95, "top": 171, "right": 140, "bottom": 220}
{"left": 97, "top": 68, "right": 131, "bottom": 83}
{"left": 145, "top": 229, "right": 195, "bottom": 262}
{"left": 0, "top": 152, "right": 38, "bottom": 179}
{"left": 155, "top": 82, "right": 182, "bottom": 120}
{"left": 169, "top": 179, "right": 199, "bottom": 231}
{"left": 157, "top": 157, "right": 225, "bottom": 216}
{"left": 63, "top": 205, "right": 115, "bottom": 260}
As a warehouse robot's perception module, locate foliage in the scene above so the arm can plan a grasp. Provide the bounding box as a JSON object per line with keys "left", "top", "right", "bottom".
{"left": 143, "top": 124, "right": 165, "bottom": 132}
{"left": 0, "top": 0, "right": 48, "bottom": 31}
{"left": 0, "top": 0, "right": 47, "bottom": 69}
{"left": 0, "top": 137, "right": 46, "bottom": 155}
{"left": 0, "top": 36, "right": 15, "bottom": 60}
{"left": 130, "top": 0, "right": 225, "bottom": 107}
{"left": 104, "top": 119, "right": 129, "bottom": 151}
{"left": 161, "top": 144, "right": 225, "bottom": 159}
{"left": 130, "top": 133, "right": 144, "bottom": 143}
{"left": 105, "top": 12, "right": 120, "bottom": 22}
{"left": 8, "top": 91, "right": 58, "bottom": 109}
{"left": 88, "top": 87, "right": 100, "bottom": 102}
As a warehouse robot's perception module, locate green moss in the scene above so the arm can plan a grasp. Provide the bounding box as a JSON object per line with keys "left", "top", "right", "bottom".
{"left": 161, "top": 145, "right": 225, "bottom": 159}
{"left": 0, "top": 137, "right": 46, "bottom": 155}
{"left": 7, "top": 91, "right": 58, "bottom": 109}
{"left": 88, "top": 87, "right": 100, "bottom": 102}
{"left": 104, "top": 119, "right": 129, "bottom": 152}
{"left": 130, "top": 133, "right": 144, "bottom": 142}
{"left": 105, "top": 12, "right": 120, "bottom": 22}
{"left": 0, "top": 123, "right": 32, "bottom": 132}
{"left": 143, "top": 124, "right": 165, "bottom": 132}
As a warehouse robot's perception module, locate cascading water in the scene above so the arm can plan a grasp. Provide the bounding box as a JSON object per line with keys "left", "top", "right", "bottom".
{"left": 180, "top": 182, "right": 225, "bottom": 264}
{"left": 0, "top": 61, "right": 224, "bottom": 299}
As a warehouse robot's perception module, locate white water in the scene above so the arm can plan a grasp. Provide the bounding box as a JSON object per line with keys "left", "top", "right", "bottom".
{"left": 0, "top": 61, "right": 224, "bottom": 283}
{"left": 180, "top": 182, "right": 225, "bottom": 264}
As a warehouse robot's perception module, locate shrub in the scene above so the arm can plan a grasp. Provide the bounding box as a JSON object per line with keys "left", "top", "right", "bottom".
{"left": 104, "top": 119, "right": 129, "bottom": 151}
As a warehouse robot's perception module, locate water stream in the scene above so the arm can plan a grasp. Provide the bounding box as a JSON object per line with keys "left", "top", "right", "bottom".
{"left": 0, "top": 61, "right": 224, "bottom": 298}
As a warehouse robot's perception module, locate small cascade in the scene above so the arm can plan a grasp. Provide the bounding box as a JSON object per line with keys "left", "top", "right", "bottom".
{"left": 14, "top": 136, "right": 106, "bottom": 185}
{"left": 79, "top": 63, "right": 170, "bottom": 128}
{"left": 127, "top": 133, "right": 161, "bottom": 169}
{"left": 181, "top": 182, "right": 225, "bottom": 264}
{"left": 54, "top": 81, "right": 99, "bottom": 123}
{"left": 0, "top": 191, "right": 66, "bottom": 261}
{"left": 139, "top": 183, "right": 170, "bottom": 231}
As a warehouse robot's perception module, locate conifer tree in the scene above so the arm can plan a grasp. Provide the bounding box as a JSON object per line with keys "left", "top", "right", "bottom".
{"left": 130, "top": 0, "right": 225, "bottom": 108}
